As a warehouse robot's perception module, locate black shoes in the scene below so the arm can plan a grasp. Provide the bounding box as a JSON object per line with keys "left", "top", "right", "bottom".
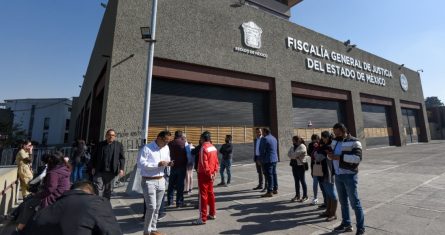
{"left": 356, "top": 228, "right": 365, "bottom": 235}
{"left": 252, "top": 185, "right": 262, "bottom": 190}
{"left": 333, "top": 224, "right": 353, "bottom": 233}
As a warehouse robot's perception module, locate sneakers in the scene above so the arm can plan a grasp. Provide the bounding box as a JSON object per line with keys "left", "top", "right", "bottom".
{"left": 312, "top": 198, "right": 318, "bottom": 205}
{"left": 192, "top": 219, "right": 206, "bottom": 225}
{"left": 356, "top": 228, "right": 365, "bottom": 235}
{"left": 298, "top": 196, "right": 308, "bottom": 203}
{"left": 208, "top": 215, "right": 216, "bottom": 220}
{"left": 333, "top": 224, "right": 353, "bottom": 232}
{"left": 217, "top": 182, "right": 226, "bottom": 186}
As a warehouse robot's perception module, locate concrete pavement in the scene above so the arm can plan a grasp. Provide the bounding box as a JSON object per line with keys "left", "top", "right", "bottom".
{"left": 111, "top": 141, "right": 445, "bottom": 235}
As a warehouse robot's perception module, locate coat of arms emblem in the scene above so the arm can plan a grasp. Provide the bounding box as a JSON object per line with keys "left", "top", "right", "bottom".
{"left": 241, "top": 21, "right": 262, "bottom": 49}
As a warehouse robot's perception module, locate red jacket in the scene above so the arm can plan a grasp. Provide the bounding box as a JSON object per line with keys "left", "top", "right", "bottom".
{"left": 198, "top": 142, "right": 219, "bottom": 176}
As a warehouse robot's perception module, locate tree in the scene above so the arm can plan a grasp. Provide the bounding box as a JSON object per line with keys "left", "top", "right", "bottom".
{"left": 425, "top": 96, "right": 444, "bottom": 108}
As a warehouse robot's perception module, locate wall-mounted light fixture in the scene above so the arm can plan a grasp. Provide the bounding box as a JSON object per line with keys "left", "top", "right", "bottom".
{"left": 308, "top": 121, "right": 313, "bottom": 127}
{"left": 399, "top": 64, "right": 405, "bottom": 70}
{"left": 416, "top": 69, "right": 424, "bottom": 73}
{"left": 343, "top": 40, "right": 351, "bottom": 46}
{"left": 140, "top": 27, "right": 156, "bottom": 43}
{"left": 100, "top": 3, "right": 107, "bottom": 8}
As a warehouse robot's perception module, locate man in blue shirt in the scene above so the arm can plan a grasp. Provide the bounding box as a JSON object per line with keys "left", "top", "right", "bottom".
{"left": 259, "top": 127, "right": 278, "bottom": 197}
{"left": 328, "top": 123, "right": 365, "bottom": 235}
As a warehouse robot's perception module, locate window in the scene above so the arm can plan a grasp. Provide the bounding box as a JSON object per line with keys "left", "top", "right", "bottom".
{"left": 64, "top": 133, "right": 69, "bottom": 143}
{"left": 43, "top": 117, "right": 50, "bottom": 130}
{"left": 42, "top": 132, "right": 48, "bottom": 145}
{"left": 65, "top": 119, "right": 70, "bottom": 130}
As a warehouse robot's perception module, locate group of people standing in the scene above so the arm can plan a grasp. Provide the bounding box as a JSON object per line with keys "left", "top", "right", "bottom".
{"left": 137, "top": 130, "right": 224, "bottom": 235}
{"left": 13, "top": 129, "right": 124, "bottom": 234}
{"left": 284, "top": 123, "right": 366, "bottom": 235}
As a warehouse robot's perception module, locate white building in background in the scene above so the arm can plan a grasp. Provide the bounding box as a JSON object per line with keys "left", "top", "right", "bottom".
{"left": 4, "top": 98, "right": 72, "bottom": 145}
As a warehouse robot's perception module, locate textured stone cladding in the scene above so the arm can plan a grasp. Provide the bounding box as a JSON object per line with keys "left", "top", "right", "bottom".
{"left": 104, "top": 0, "right": 428, "bottom": 150}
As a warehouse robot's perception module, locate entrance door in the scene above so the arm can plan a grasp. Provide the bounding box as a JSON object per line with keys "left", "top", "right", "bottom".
{"left": 402, "top": 108, "right": 420, "bottom": 144}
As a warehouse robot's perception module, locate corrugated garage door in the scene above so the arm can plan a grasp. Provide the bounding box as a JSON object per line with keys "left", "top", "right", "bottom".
{"left": 292, "top": 96, "right": 347, "bottom": 140}
{"left": 362, "top": 104, "right": 394, "bottom": 148}
{"left": 148, "top": 78, "right": 270, "bottom": 163}
{"left": 402, "top": 108, "right": 420, "bottom": 144}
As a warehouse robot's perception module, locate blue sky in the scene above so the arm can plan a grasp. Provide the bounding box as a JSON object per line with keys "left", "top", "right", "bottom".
{"left": 1, "top": 0, "right": 444, "bottom": 103}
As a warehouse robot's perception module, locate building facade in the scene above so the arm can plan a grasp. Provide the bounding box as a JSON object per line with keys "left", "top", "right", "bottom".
{"left": 5, "top": 99, "right": 72, "bottom": 146}
{"left": 70, "top": 0, "right": 430, "bottom": 162}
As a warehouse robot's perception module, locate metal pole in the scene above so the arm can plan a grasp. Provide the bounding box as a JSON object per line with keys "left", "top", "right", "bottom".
{"left": 141, "top": 0, "right": 158, "bottom": 145}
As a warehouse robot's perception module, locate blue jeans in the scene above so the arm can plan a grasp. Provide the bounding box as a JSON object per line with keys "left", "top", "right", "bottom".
{"left": 292, "top": 165, "right": 307, "bottom": 197}
{"left": 322, "top": 181, "right": 338, "bottom": 200}
{"left": 314, "top": 177, "right": 327, "bottom": 204}
{"left": 335, "top": 174, "right": 365, "bottom": 230}
{"left": 263, "top": 162, "right": 278, "bottom": 193}
{"left": 220, "top": 159, "right": 232, "bottom": 184}
{"left": 71, "top": 162, "right": 85, "bottom": 183}
{"left": 167, "top": 168, "right": 186, "bottom": 206}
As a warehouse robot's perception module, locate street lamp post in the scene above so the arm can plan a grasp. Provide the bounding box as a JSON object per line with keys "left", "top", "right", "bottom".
{"left": 141, "top": 0, "right": 158, "bottom": 145}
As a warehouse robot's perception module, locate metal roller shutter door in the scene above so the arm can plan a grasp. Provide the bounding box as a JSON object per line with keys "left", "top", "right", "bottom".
{"left": 292, "top": 97, "right": 347, "bottom": 140}
{"left": 362, "top": 104, "right": 394, "bottom": 147}
{"left": 149, "top": 78, "right": 270, "bottom": 163}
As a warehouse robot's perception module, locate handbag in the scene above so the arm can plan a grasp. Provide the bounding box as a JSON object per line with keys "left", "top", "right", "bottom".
{"left": 312, "top": 161, "right": 323, "bottom": 177}
{"left": 303, "top": 162, "right": 309, "bottom": 171}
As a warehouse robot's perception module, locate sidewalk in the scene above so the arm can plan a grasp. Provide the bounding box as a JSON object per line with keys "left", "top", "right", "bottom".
{"left": 110, "top": 141, "right": 445, "bottom": 235}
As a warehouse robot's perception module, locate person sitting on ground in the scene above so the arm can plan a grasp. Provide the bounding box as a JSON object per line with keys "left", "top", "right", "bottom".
{"left": 27, "top": 180, "right": 122, "bottom": 235}
{"left": 15, "top": 151, "right": 71, "bottom": 232}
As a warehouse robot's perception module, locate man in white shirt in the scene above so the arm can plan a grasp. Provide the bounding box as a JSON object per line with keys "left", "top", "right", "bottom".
{"left": 137, "top": 131, "right": 173, "bottom": 235}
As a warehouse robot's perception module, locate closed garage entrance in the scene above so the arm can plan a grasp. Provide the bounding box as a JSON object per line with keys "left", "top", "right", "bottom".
{"left": 291, "top": 82, "right": 353, "bottom": 141}
{"left": 361, "top": 104, "right": 395, "bottom": 148}
{"left": 147, "top": 77, "right": 271, "bottom": 163}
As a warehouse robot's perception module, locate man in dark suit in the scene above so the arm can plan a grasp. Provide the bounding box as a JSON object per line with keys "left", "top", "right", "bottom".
{"left": 27, "top": 181, "right": 122, "bottom": 235}
{"left": 259, "top": 127, "right": 279, "bottom": 197}
{"left": 91, "top": 129, "right": 125, "bottom": 199}
{"left": 252, "top": 128, "right": 267, "bottom": 191}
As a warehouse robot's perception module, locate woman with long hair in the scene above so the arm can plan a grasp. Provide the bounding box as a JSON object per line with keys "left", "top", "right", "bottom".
{"left": 16, "top": 140, "right": 34, "bottom": 198}
{"left": 71, "top": 139, "right": 88, "bottom": 183}
{"left": 316, "top": 131, "right": 338, "bottom": 221}
{"left": 16, "top": 151, "right": 71, "bottom": 232}
{"left": 288, "top": 135, "right": 308, "bottom": 202}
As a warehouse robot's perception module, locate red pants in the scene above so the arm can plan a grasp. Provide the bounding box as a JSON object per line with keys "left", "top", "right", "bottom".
{"left": 198, "top": 173, "right": 216, "bottom": 222}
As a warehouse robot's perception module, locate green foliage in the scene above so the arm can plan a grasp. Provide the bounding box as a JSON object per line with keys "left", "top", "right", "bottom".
{"left": 425, "top": 96, "right": 444, "bottom": 108}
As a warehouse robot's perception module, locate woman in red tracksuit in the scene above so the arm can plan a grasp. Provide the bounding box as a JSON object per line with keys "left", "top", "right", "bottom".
{"left": 193, "top": 131, "right": 219, "bottom": 225}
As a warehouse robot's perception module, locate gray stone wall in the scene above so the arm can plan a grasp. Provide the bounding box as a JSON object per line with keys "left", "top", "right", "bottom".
{"left": 74, "top": 0, "right": 429, "bottom": 154}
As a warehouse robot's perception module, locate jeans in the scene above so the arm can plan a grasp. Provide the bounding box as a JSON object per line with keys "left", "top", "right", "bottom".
{"left": 322, "top": 181, "right": 338, "bottom": 200}
{"left": 71, "top": 162, "right": 85, "bottom": 183}
{"left": 142, "top": 177, "right": 165, "bottom": 233}
{"left": 335, "top": 173, "right": 365, "bottom": 230}
{"left": 292, "top": 165, "right": 307, "bottom": 197}
{"left": 314, "top": 176, "right": 327, "bottom": 203}
{"left": 167, "top": 168, "right": 186, "bottom": 206}
{"left": 220, "top": 159, "right": 232, "bottom": 184}
{"left": 263, "top": 162, "right": 278, "bottom": 193}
